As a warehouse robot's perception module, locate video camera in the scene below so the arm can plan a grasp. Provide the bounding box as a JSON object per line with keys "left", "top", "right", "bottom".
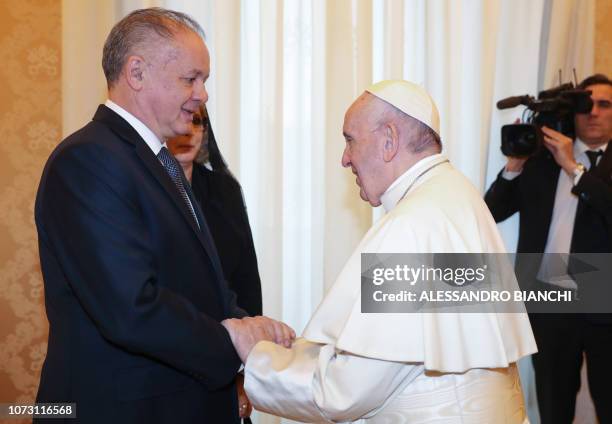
{"left": 496, "top": 82, "right": 593, "bottom": 157}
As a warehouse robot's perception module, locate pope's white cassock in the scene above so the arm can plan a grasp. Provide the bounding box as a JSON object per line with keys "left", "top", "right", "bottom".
{"left": 245, "top": 136, "right": 537, "bottom": 422}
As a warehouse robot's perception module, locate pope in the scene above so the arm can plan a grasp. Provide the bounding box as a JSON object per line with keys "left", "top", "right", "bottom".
{"left": 243, "top": 80, "right": 537, "bottom": 423}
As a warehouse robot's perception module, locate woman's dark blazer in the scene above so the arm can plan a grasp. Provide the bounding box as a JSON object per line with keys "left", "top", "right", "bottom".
{"left": 191, "top": 163, "right": 263, "bottom": 316}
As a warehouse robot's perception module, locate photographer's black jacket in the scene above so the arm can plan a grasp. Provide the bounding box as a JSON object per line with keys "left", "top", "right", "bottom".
{"left": 484, "top": 141, "right": 612, "bottom": 255}
{"left": 484, "top": 141, "right": 612, "bottom": 296}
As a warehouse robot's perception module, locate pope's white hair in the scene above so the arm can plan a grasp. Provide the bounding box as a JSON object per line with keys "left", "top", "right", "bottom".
{"left": 373, "top": 98, "right": 441, "bottom": 154}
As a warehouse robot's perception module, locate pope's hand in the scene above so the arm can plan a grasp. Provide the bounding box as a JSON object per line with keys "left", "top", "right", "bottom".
{"left": 221, "top": 316, "right": 296, "bottom": 362}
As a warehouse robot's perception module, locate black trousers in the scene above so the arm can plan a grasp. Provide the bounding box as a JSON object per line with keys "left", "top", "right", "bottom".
{"left": 530, "top": 314, "right": 612, "bottom": 424}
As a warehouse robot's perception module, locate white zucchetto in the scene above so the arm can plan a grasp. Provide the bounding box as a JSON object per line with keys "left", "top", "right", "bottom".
{"left": 366, "top": 80, "right": 440, "bottom": 136}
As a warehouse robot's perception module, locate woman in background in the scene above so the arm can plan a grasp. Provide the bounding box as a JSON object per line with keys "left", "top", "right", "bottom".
{"left": 167, "top": 105, "right": 262, "bottom": 422}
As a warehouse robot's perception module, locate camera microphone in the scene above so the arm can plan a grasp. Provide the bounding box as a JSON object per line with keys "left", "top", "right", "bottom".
{"left": 496, "top": 95, "right": 532, "bottom": 110}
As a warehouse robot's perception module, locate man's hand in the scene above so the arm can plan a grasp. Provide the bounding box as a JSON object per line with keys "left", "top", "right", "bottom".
{"left": 505, "top": 156, "right": 528, "bottom": 172}
{"left": 504, "top": 119, "right": 528, "bottom": 172}
{"left": 541, "top": 126, "right": 577, "bottom": 175}
{"left": 221, "top": 316, "right": 296, "bottom": 362}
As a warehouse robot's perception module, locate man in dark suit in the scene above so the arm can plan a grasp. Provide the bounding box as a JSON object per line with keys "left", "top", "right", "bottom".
{"left": 34, "top": 8, "right": 293, "bottom": 423}
{"left": 485, "top": 74, "right": 612, "bottom": 424}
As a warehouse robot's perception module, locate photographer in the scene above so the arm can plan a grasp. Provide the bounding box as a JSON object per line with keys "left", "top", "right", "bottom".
{"left": 485, "top": 73, "right": 612, "bottom": 424}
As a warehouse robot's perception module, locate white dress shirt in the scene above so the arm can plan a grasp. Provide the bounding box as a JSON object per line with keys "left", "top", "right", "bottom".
{"left": 105, "top": 99, "right": 166, "bottom": 154}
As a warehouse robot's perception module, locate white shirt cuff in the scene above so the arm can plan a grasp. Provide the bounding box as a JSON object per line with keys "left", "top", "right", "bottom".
{"left": 501, "top": 169, "right": 522, "bottom": 180}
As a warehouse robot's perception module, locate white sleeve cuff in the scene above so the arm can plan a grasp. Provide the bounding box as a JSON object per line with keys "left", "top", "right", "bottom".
{"left": 501, "top": 169, "right": 522, "bottom": 180}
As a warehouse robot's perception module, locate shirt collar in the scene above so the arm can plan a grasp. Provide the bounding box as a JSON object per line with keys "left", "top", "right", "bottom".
{"left": 105, "top": 99, "right": 166, "bottom": 155}
{"left": 380, "top": 153, "right": 448, "bottom": 212}
{"left": 574, "top": 137, "right": 608, "bottom": 157}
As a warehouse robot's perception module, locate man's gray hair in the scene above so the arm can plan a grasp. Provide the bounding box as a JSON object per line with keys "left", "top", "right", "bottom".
{"left": 377, "top": 102, "right": 442, "bottom": 154}
{"left": 102, "top": 7, "right": 205, "bottom": 86}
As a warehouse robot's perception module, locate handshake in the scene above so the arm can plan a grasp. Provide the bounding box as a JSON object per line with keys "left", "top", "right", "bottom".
{"left": 221, "top": 316, "right": 295, "bottom": 363}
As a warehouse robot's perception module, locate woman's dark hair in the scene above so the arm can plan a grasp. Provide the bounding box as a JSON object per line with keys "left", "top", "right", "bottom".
{"left": 194, "top": 105, "right": 234, "bottom": 178}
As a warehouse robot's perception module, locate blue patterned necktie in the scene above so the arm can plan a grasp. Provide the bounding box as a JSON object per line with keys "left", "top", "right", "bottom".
{"left": 157, "top": 146, "right": 200, "bottom": 229}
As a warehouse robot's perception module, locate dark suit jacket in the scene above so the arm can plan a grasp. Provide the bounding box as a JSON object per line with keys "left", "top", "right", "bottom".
{"left": 485, "top": 142, "right": 612, "bottom": 251}
{"left": 484, "top": 142, "right": 612, "bottom": 308}
{"left": 35, "top": 105, "right": 246, "bottom": 423}
{"left": 191, "top": 164, "right": 262, "bottom": 316}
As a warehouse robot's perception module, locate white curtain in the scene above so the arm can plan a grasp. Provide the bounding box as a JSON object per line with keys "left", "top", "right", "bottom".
{"left": 62, "top": 1, "right": 595, "bottom": 423}
{"left": 540, "top": 0, "right": 595, "bottom": 89}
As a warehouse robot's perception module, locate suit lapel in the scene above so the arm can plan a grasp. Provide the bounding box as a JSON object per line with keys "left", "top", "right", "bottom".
{"left": 593, "top": 140, "right": 612, "bottom": 180}
{"left": 91, "top": 105, "right": 227, "bottom": 285}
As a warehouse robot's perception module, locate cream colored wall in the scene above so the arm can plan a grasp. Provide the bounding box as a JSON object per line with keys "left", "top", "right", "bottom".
{"left": 595, "top": 0, "right": 612, "bottom": 75}
{"left": 0, "top": 0, "right": 59, "bottom": 413}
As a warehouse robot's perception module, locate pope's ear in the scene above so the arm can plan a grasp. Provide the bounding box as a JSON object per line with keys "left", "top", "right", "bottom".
{"left": 124, "top": 55, "right": 146, "bottom": 90}
{"left": 382, "top": 123, "right": 400, "bottom": 162}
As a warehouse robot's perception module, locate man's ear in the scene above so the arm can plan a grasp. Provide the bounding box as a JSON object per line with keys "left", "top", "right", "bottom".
{"left": 382, "top": 123, "right": 400, "bottom": 162}
{"left": 124, "top": 55, "right": 147, "bottom": 90}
